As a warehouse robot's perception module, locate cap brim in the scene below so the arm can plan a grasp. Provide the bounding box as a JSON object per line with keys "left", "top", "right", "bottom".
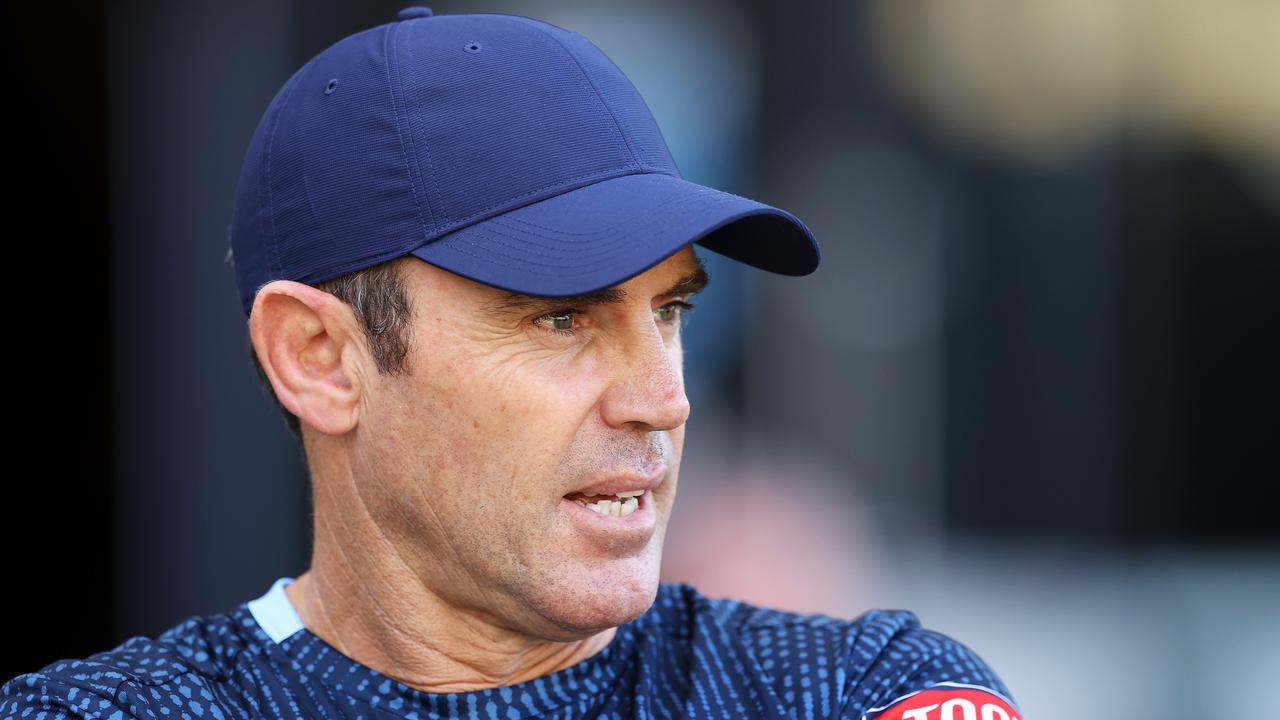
{"left": 408, "top": 172, "right": 820, "bottom": 297}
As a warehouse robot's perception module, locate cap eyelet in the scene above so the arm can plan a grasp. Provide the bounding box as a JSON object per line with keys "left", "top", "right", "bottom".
{"left": 324, "top": 78, "right": 339, "bottom": 95}
{"left": 464, "top": 42, "right": 482, "bottom": 53}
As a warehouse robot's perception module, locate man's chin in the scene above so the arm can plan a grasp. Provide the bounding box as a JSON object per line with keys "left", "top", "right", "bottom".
{"left": 531, "top": 563, "right": 661, "bottom": 635}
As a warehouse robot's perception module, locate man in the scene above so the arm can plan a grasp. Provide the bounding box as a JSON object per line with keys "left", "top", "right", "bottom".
{"left": 2, "top": 7, "right": 1019, "bottom": 719}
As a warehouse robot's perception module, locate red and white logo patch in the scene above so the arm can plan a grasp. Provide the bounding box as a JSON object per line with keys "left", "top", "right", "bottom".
{"left": 862, "top": 682, "right": 1022, "bottom": 720}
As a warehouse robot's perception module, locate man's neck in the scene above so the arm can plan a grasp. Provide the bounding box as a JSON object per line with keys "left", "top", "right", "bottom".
{"left": 283, "top": 567, "right": 618, "bottom": 693}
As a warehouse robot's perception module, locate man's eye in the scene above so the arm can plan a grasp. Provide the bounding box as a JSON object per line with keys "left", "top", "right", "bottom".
{"left": 533, "top": 309, "right": 580, "bottom": 336}
{"left": 531, "top": 300, "right": 697, "bottom": 337}
{"left": 656, "top": 300, "right": 696, "bottom": 325}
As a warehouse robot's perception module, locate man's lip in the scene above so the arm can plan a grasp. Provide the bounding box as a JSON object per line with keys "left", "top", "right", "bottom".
{"left": 563, "top": 464, "right": 667, "bottom": 497}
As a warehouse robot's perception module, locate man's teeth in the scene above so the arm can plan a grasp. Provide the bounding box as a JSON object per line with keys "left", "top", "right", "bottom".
{"left": 573, "top": 493, "right": 642, "bottom": 517}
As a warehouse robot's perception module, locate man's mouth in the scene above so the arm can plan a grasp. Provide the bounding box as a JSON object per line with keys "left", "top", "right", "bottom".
{"left": 563, "top": 490, "right": 645, "bottom": 517}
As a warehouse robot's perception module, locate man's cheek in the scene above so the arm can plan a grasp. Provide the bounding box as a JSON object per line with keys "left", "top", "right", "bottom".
{"left": 474, "top": 366, "right": 594, "bottom": 434}
{"left": 453, "top": 394, "right": 558, "bottom": 466}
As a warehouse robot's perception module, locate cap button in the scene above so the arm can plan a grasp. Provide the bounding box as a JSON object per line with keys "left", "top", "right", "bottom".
{"left": 397, "top": 6, "right": 433, "bottom": 20}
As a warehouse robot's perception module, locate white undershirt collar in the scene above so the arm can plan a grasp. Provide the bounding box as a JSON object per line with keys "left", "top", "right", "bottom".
{"left": 246, "top": 576, "right": 305, "bottom": 644}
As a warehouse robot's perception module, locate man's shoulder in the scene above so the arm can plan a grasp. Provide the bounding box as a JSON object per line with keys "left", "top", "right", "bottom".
{"left": 1, "top": 604, "right": 262, "bottom": 718}
{"left": 652, "top": 582, "right": 1017, "bottom": 717}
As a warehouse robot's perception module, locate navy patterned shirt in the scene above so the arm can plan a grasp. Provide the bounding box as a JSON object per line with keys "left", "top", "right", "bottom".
{"left": 1, "top": 577, "right": 1017, "bottom": 719}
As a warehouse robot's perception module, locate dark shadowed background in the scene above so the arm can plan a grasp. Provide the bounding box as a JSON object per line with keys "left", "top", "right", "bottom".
{"left": 9, "top": 1, "right": 1278, "bottom": 717}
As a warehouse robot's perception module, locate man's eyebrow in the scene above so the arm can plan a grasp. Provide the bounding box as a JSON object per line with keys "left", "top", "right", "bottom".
{"left": 482, "top": 256, "right": 711, "bottom": 315}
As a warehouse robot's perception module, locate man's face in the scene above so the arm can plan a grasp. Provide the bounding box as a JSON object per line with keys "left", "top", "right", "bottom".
{"left": 352, "top": 245, "right": 705, "bottom": 641}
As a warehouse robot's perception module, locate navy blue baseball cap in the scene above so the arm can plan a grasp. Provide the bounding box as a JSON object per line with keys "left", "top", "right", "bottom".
{"left": 228, "top": 6, "right": 820, "bottom": 318}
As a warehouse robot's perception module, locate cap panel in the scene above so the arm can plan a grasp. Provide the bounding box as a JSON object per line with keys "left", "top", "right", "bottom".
{"left": 266, "top": 24, "right": 429, "bottom": 296}
{"left": 397, "top": 15, "right": 639, "bottom": 234}
{"left": 511, "top": 17, "right": 681, "bottom": 177}
{"left": 230, "top": 57, "right": 317, "bottom": 316}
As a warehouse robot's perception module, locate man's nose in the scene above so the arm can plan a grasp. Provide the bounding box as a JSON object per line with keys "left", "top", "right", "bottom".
{"left": 598, "top": 321, "right": 691, "bottom": 432}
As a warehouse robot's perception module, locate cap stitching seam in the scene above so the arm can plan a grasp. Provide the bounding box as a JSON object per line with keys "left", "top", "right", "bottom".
{"left": 490, "top": 184, "right": 730, "bottom": 236}
{"left": 262, "top": 61, "right": 314, "bottom": 280}
{"left": 430, "top": 192, "right": 741, "bottom": 272}
{"left": 510, "top": 18, "right": 641, "bottom": 172}
{"left": 389, "top": 20, "right": 440, "bottom": 240}
{"left": 453, "top": 194, "right": 710, "bottom": 259}
{"left": 438, "top": 238, "right": 685, "bottom": 276}
{"left": 292, "top": 245, "right": 427, "bottom": 289}
{"left": 483, "top": 222, "right": 713, "bottom": 263}
{"left": 482, "top": 192, "right": 730, "bottom": 249}
{"left": 442, "top": 227, "right": 672, "bottom": 274}
{"left": 458, "top": 224, "right": 636, "bottom": 263}
{"left": 425, "top": 166, "right": 647, "bottom": 239}
{"left": 443, "top": 237, "right": 608, "bottom": 275}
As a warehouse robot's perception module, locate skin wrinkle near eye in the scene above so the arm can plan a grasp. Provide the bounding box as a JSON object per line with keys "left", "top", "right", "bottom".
{"left": 483, "top": 255, "right": 711, "bottom": 318}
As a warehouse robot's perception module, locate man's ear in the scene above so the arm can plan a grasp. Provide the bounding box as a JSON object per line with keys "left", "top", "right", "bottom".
{"left": 249, "top": 281, "right": 365, "bottom": 436}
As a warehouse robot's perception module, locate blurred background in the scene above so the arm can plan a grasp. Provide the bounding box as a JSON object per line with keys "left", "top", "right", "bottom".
{"left": 9, "top": 1, "right": 1278, "bottom": 717}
